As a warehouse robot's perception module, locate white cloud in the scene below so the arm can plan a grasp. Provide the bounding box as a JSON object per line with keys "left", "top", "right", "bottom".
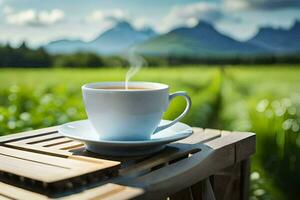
{"left": 4, "top": 8, "right": 64, "bottom": 26}
{"left": 132, "top": 18, "right": 149, "bottom": 29}
{"left": 224, "top": 0, "right": 300, "bottom": 10}
{"left": 224, "top": 0, "right": 248, "bottom": 11}
{"left": 186, "top": 17, "right": 199, "bottom": 27}
{"left": 3, "top": 5, "right": 13, "bottom": 15}
{"left": 157, "top": 0, "right": 300, "bottom": 34}
{"left": 86, "top": 9, "right": 129, "bottom": 24}
{"left": 39, "top": 9, "right": 64, "bottom": 25}
{"left": 86, "top": 9, "right": 152, "bottom": 31}
{"left": 158, "top": 2, "right": 223, "bottom": 32}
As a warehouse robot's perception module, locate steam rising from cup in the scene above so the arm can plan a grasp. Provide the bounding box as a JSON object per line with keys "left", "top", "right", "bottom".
{"left": 125, "top": 50, "right": 147, "bottom": 90}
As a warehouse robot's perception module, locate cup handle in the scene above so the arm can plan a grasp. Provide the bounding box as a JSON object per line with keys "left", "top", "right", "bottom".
{"left": 154, "top": 91, "right": 191, "bottom": 134}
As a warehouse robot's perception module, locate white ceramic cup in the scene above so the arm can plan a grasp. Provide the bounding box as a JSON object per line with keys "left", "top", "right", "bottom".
{"left": 82, "top": 82, "right": 191, "bottom": 141}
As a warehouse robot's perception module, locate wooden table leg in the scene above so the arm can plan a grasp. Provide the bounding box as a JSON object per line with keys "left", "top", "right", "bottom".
{"left": 211, "top": 158, "right": 251, "bottom": 200}
{"left": 191, "top": 181, "right": 203, "bottom": 200}
{"left": 240, "top": 159, "right": 250, "bottom": 200}
{"left": 189, "top": 177, "right": 216, "bottom": 200}
{"left": 169, "top": 187, "right": 194, "bottom": 200}
{"left": 202, "top": 178, "right": 216, "bottom": 200}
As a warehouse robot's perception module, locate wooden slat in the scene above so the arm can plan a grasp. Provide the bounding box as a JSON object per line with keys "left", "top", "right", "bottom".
{"left": 9, "top": 133, "right": 63, "bottom": 145}
{"left": 0, "top": 153, "right": 69, "bottom": 182}
{"left": 179, "top": 128, "right": 221, "bottom": 145}
{"left": 61, "top": 183, "right": 143, "bottom": 200}
{"left": 0, "top": 182, "right": 47, "bottom": 200}
{"left": 221, "top": 130, "right": 232, "bottom": 136}
{"left": 6, "top": 138, "right": 84, "bottom": 157}
{"left": 0, "top": 146, "right": 120, "bottom": 182}
{"left": 6, "top": 142, "right": 73, "bottom": 157}
{"left": 205, "top": 133, "right": 240, "bottom": 150}
{"left": 0, "top": 195, "right": 12, "bottom": 200}
{"left": 68, "top": 154, "right": 116, "bottom": 164}
{"left": 0, "top": 127, "right": 58, "bottom": 144}
{"left": 120, "top": 127, "right": 221, "bottom": 176}
{"left": 34, "top": 137, "right": 73, "bottom": 147}
{"left": 0, "top": 146, "right": 111, "bottom": 169}
{"left": 51, "top": 141, "right": 84, "bottom": 150}
{"left": 120, "top": 143, "right": 199, "bottom": 176}
{"left": 204, "top": 129, "right": 221, "bottom": 135}
{"left": 118, "top": 145, "right": 216, "bottom": 200}
{"left": 0, "top": 182, "right": 143, "bottom": 200}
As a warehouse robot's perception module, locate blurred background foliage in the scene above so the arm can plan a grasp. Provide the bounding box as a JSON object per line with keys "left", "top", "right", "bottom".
{"left": 0, "top": 66, "right": 299, "bottom": 199}
{"left": 2, "top": 43, "right": 300, "bottom": 68}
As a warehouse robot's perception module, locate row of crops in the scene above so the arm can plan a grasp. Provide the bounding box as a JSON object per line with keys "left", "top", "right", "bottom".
{"left": 0, "top": 67, "right": 299, "bottom": 199}
{"left": 220, "top": 68, "right": 300, "bottom": 200}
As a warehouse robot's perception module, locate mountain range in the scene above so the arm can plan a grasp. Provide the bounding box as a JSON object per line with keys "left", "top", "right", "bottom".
{"left": 135, "top": 22, "right": 267, "bottom": 57}
{"left": 248, "top": 21, "right": 300, "bottom": 53}
{"left": 44, "top": 20, "right": 300, "bottom": 57}
{"left": 45, "top": 21, "right": 157, "bottom": 54}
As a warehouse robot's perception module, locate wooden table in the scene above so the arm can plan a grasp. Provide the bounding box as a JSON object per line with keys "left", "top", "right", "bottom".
{"left": 0, "top": 126, "right": 255, "bottom": 200}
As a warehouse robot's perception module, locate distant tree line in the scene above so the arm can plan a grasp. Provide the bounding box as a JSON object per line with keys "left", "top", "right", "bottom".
{"left": 159, "top": 54, "right": 300, "bottom": 65}
{"left": 1, "top": 43, "right": 300, "bottom": 68}
{"left": 0, "top": 43, "right": 52, "bottom": 67}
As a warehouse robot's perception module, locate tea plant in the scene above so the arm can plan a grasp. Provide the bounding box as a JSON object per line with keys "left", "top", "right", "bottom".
{"left": 220, "top": 67, "right": 300, "bottom": 200}
{"left": 0, "top": 85, "right": 85, "bottom": 134}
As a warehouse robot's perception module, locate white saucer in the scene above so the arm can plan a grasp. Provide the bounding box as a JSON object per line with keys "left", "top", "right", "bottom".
{"left": 58, "top": 119, "right": 193, "bottom": 157}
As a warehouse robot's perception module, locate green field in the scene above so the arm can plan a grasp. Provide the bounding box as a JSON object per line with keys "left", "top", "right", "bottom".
{"left": 0, "top": 66, "right": 300, "bottom": 199}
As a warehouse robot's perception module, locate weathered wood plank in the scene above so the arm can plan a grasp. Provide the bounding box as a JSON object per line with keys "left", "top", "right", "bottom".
{"left": 0, "top": 182, "right": 47, "bottom": 200}
{"left": 52, "top": 141, "right": 84, "bottom": 150}
{"left": 179, "top": 128, "right": 221, "bottom": 145}
{"left": 0, "top": 182, "right": 143, "bottom": 200}
{"left": 120, "top": 144, "right": 231, "bottom": 199}
{"left": 34, "top": 137, "right": 73, "bottom": 147}
{"left": 0, "top": 127, "right": 58, "bottom": 144}
{"left": 233, "top": 132, "right": 256, "bottom": 162}
{"left": 220, "top": 130, "right": 232, "bottom": 136}
{"left": 6, "top": 142, "right": 72, "bottom": 157}
{"left": 120, "top": 127, "right": 221, "bottom": 176}
{"left": 60, "top": 183, "right": 143, "bottom": 200}
{"left": 0, "top": 153, "right": 69, "bottom": 182}
{"left": 0, "top": 195, "right": 12, "bottom": 200}
{"left": 0, "top": 195, "right": 10, "bottom": 200}
{"left": 8, "top": 133, "right": 62, "bottom": 145}
{"left": 0, "top": 146, "right": 116, "bottom": 170}
{"left": 120, "top": 143, "right": 199, "bottom": 176}
{"left": 0, "top": 146, "right": 120, "bottom": 183}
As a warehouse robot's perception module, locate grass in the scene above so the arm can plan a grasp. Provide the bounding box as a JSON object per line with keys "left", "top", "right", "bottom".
{"left": 0, "top": 66, "right": 216, "bottom": 89}
{"left": 0, "top": 65, "right": 300, "bottom": 199}
{"left": 219, "top": 66, "right": 300, "bottom": 200}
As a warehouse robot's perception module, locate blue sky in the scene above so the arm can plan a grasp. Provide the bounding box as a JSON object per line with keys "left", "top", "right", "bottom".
{"left": 1, "top": 0, "right": 300, "bottom": 47}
